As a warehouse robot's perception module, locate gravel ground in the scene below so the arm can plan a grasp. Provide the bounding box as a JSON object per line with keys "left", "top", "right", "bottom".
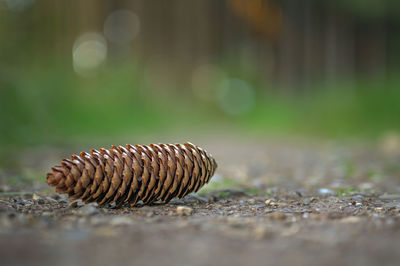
{"left": 1, "top": 137, "right": 400, "bottom": 266}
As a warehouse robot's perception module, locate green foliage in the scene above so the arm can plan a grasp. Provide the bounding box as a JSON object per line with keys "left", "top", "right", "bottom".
{"left": 2, "top": 61, "right": 400, "bottom": 157}
{"left": 337, "top": 187, "right": 356, "bottom": 197}
{"left": 242, "top": 76, "right": 400, "bottom": 139}
{"left": 199, "top": 178, "right": 243, "bottom": 195}
{"left": 243, "top": 188, "right": 261, "bottom": 196}
{"left": 0, "top": 63, "right": 170, "bottom": 149}
{"left": 3, "top": 169, "right": 44, "bottom": 189}
{"left": 217, "top": 191, "right": 231, "bottom": 199}
{"left": 367, "top": 170, "right": 384, "bottom": 181}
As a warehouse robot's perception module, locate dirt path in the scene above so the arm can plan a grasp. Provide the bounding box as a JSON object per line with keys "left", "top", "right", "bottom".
{"left": 1, "top": 137, "right": 400, "bottom": 266}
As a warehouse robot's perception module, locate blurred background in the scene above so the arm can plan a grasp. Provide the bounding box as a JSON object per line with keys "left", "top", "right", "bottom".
{"left": 2, "top": 3, "right": 400, "bottom": 265}
{"left": 1, "top": 0, "right": 400, "bottom": 161}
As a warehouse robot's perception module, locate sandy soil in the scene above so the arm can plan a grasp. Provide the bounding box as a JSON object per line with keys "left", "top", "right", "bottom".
{"left": 1, "top": 137, "right": 400, "bottom": 266}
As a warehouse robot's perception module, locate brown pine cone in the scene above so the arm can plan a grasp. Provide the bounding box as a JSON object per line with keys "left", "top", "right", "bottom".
{"left": 46, "top": 142, "right": 217, "bottom": 207}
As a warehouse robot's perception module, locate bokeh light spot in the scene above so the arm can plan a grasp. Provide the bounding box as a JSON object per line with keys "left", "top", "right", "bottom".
{"left": 104, "top": 9, "right": 140, "bottom": 45}
{"left": 72, "top": 32, "right": 107, "bottom": 77}
{"left": 217, "top": 78, "right": 255, "bottom": 115}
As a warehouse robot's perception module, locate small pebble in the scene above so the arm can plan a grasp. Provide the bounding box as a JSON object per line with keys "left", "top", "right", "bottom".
{"left": 268, "top": 212, "right": 286, "bottom": 220}
{"left": 109, "top": 216, "right": 134, "bottom": 226}
{"left": 51, "top": 194, "right": 62, "bottom": 200}
{"left": 32, "top": 194, "right": 45, "bottom": 205}
{"left": 247, "top": 199, "right": 256, "bottom": 205}
{"left": 317, "top": 188, "right": 335, "bottom": 195}
{"left": 310, "top": 197, "right": 318, "bottom": 203}
{"left": 146, "top": 211, "right": 154, "bottom": 218}
{"left": 264, "top": 208, "right": 273, "bottom": 213}
{"left": 359, "top": 182, "right": 374, "bottom": 190}
{"left": 352, "top": 195, "right": 364, "bottom": 201}
{"left": 45, "top": 197, "right": 58, "bottom": 203}
{"left": 77, "top": 204, "right": 99, "bottom": 216}
{"left": 68, "top": 201, "right": 79, "bottom": 208}
{"left": 58, "top": 198, "right": 69, "bottom": 204}
{"left": 90, "top": 216, "right": 107, "bottom": 226}
{"left": 176, "top": 206, "right": 193, "bottom": 216}
{"left": 340, "top": 216, "right": 361, "bottom": 223}
{"left": 288, "top": 190, "right": 303, "bottom": 198}
{"left": 32, "top": 194, "right": 41, "bottom": 201}
{"left": 265, "top": 199, "right": 277, "bottom": 207}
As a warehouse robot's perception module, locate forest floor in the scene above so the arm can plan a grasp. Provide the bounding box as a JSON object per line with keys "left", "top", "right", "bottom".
{"left": 1, "top": 136, "right": 400, "bottom": 266}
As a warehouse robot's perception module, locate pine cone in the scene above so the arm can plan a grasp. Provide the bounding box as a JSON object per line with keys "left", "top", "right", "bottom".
{"left": 46, "top": 142, "right": 217, "bottom": 207}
